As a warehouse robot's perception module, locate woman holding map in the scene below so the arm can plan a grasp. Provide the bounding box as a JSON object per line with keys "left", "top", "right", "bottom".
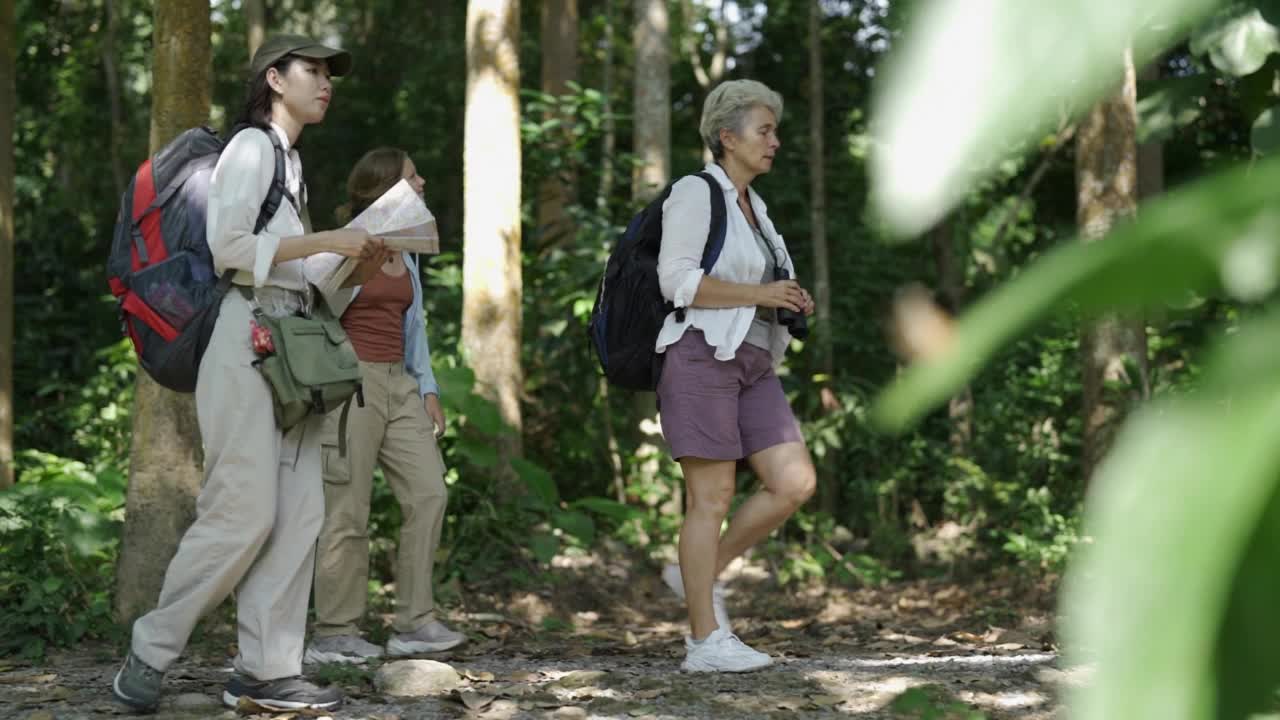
{"left": 301, "top": 147, "right": 466, "bottom": 664}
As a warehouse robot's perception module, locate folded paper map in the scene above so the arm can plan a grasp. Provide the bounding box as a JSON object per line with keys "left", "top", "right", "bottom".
{"left": 306, "top": 179, "right": 440, "bottom": 296}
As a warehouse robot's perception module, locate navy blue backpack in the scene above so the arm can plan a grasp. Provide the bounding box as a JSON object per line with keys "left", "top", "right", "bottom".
{"left": 589, "top": 172, "right": 728, "bottom": 391}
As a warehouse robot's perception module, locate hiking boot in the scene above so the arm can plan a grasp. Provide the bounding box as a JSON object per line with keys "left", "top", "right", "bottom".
{"left": 386, "top": 619, "right": 467, "bottom": 655}
{"left": 221, "top": 674, "right": 342, "bottom": 711}
{"left": 662, "top": 562, "right": 731, "bottom": 630}
{"left": 112, "top": 651, "right": 164, "bottom": 712}
{"left": 303, "top": 634, "right": 384, "bottom": 665}
{"left": 681, "top": 625, "right": 772, "bottom": 673}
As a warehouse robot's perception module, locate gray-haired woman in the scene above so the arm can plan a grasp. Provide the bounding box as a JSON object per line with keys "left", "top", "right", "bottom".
{"left": 655, "top": 79, "right": 817, "bottom": 672}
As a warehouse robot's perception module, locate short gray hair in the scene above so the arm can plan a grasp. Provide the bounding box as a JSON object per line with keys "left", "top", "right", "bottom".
{"left": 699, "top": 80, "right": 784, "bottom": 160}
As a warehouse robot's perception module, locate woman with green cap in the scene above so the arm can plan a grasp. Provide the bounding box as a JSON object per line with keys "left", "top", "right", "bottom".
{"left": 111, "top": 35, "right": 382, "bottom": 714}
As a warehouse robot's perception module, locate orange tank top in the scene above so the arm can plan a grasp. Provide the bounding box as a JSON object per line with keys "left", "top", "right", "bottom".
{"left": 342, "top": 267, "right": 413, "bottom": 362}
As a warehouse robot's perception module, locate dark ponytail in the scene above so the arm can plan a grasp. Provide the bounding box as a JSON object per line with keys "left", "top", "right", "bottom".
{"left": 233, "top": 54, "right": 302, "bottom": 131}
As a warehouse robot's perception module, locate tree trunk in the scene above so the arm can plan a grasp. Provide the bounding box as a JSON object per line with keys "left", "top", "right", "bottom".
{"left": 632, "top": 0, "right": 670, "bottom": 200}
{"left": 536, "top": 0, "right": 578, "bottom": 249}
{"left": 114, "top": 0, "right": 211, "bottom": 624}
{"left": 631, "top": 0, "right": 671, "bottom": 501}
{"left": 807, "top": 0, "right": 839, "bottom": 513}
{"left": 929, "top": 219, "right": 972, "bottom": 454}
{"left": 463, "top": 0, "right": 523, "bottom": 470}
{"left": 682, "top": 0, "right": 728, "bottom": 163}
{"left": 0, "top": 0, "right": 15, "bottom": 489}
{"left": 598, "top": 0, "right": 617, "bottom": 208}
{"left": 1138, "top": 61, "right": 1164, "bottom": 201}
{"left": 245, "top": 0, "right": 266, "bottom": 58}
{"left": 1077, "top": 48, "right": 1149, "bottom": 483}
{"left": 101, "top": 0, "right": 127, "bottom": 198}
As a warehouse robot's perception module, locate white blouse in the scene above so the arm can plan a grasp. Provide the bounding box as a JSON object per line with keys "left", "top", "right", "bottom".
{"left": 656, "top": 162, "right": 797, "bottom": 365}
{"left": 206, "top": 123, "right": 308, "bottom": 290}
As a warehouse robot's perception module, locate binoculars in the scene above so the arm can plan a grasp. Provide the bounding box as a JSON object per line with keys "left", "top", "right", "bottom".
{"left": 773, "top": 266, "right": 809, "bottom": 339}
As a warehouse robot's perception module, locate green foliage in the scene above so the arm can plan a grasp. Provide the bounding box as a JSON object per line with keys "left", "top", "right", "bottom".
{"left": 1191, "top": 3, "right": 1280, "bottom": 76}
{"left": 0, "top": 452, "right": 126, "bottom": 658}
{"left": 889, "top": 686, "right": 988, "bottom": 719}
{"left": 874, "top": 1, "right": 1280, "bottom": 718}
{"left": 10, "top": 0, "right": 1271, "bottom": 663}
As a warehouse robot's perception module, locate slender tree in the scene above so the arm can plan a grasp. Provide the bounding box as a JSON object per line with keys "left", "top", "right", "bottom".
{"left": 598, "top": 0, "right": 617, "bottom": 207}
{"left": 808, "top": 0, "right": 832, "bottom": 391}
{"left": 681, "top": 0, "right": 728, "bottom": 162}
{"left": 1077, "top": 48, "right": 1149, "bottom": 482}
{"left": 245, "top": 0, "right": 266, "bottom": 58}
{"left": 463, "top": 0, "right": 524, "bottom": 464}
{"left": 808, "top": 0, "right": 840, "bottom": 513}
{"left": 632, "top": 0, "right": 670, "bottom": 200}
{"left": 929, "top": 218, "right": 972, "bottom": 454}
{"left": 631, "top": 0, "right": 671, "bottom": 465}
{"left": 101, "top": 0, "right": 127, "bottom": 197}
{"left": 114, "top": 0, "right": 211, "bottom": 623}
{"left": 0, "top": 0, "right": 15, "bottom": 489}
{"left": 536, "top": 0, "right": 578, "bottom": 248}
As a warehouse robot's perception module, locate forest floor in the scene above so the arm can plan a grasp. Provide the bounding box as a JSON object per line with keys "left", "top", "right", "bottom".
{"left": 0, "top": 548, "right": 1077, "bottom": 719}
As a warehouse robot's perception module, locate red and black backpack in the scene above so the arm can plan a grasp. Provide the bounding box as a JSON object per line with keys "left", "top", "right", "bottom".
{"left": 107, "top": 126, "right": 289, "bottom": 392}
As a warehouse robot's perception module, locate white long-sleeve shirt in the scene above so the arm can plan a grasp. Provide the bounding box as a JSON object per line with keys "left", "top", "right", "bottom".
{"left": 206, "top": 123, "right": 308, "bottom": 290}
{"left": 656, "top": 162, "right": 797, "bottom": 365}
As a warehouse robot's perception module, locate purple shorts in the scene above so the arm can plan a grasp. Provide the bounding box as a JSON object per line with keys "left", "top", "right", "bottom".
{"left": 656, "top": 330, "right": 803, "bottom": 461}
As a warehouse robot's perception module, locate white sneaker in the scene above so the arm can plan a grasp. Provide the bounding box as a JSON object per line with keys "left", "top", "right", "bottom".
{"left": 662, "top": 563, "right": 730, "bottom": 630}
{"left": 386, "top": 620, "right": 467, "bottom": 656}
{"left": 681, "top": 625, "right": 772, "bottom": 673}
{"left": 303, "top": 634, "right": 384, "bottom": 664}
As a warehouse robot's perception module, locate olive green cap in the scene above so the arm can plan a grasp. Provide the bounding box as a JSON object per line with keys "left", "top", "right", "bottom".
{"left": 250, "top": 34, "right": 352, "bottom": 77}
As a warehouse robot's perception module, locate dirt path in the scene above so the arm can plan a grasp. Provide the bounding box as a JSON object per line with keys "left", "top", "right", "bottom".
{"left": 0, "top": 559, "right": 1071, "bottom": 718}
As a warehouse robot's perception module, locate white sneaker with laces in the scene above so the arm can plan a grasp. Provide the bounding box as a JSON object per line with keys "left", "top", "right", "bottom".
{"left": 681, "top": 625, "right": 772, "bottom": 673}
{"left": 662, "top": 563, "right": 730, "bottom": 630}
{"left": 386, "top": 619, "right": 467, "bottom": 656}
{"left": 303, "top": 635, "right": 384, "bottom": 665}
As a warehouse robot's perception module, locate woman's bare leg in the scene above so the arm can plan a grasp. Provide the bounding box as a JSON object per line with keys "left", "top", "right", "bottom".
{"left": 713, "top": 442, "right": 815, "bottom": 575}
{"left": 678, "top": 456, "right": 737, "bottom": 639}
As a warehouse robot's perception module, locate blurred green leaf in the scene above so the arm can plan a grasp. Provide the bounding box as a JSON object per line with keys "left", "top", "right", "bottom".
{"left": 871, "top": 0, "right": 1218, "bottom": 235}
{"left": 1251, "top": 105, "right": 1280, "bottom": 154}
{"left": 553, "top": 510, "right": 595, "bottom": 544}
{"left": 1190, "top": 3, "right": 1280, "bottom": 76}
{"left": 1138, "top": 74, "right": 1210, "bottom": 143}
{"left": 873, "top": 154, "right": 1280, "bottom": 431}
{"left": 1064, "top": 310, "right": 1280, "bottom": 719}
{"left": 571, "top": 497, "right": 640, "bottom": 522}
{"left": 530, "top": 533, "right": 559, "bottom": 564}
{"left": 512, "top": 458, "right": 560, "bottom": 507}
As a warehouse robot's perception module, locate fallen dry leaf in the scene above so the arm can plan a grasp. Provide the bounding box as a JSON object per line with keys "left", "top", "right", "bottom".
{"left": 810, "top": 694, "right": 845, "bottom": 707}
{"left": 777, "top": 696, "right": 809, "bottom": 710}
{"left": 634, "top": 688, "right": 664, "bottom": 700}
{"left": 456, "top": 689, "right": 497, "bottom": 711}
{"left": 0, "top": 673, "right": 57, "bottom": 685}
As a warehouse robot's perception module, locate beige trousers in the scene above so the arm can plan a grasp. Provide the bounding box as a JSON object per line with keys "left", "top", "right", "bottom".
{"left": 131, "top": 292, "right": 325, "bottom": 681}
{"left": 313, "top": 361, "right": 448, "bottom": 637}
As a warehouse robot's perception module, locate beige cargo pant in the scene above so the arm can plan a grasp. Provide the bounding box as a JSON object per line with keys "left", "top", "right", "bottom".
{"left": 313, "top": 360, "right": 448, "bottom": 637}
{"left": 131, "top": 291, "right": 325, "bottom": 681}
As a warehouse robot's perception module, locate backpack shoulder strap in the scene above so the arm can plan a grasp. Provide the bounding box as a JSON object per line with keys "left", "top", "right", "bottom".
{"left": 670, "top": 173, "right": 728, "bottom": 325}
{"left": 254, "top": 128, "right": 292, "bottom": 235}
{"left": 693, "top": 171, "right": 727, "bottom": 272}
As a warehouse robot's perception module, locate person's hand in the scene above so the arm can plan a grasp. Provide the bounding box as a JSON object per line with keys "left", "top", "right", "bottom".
{"left": 327, "top": 229, "right": 386, "bottom": 259}
{"left": 757, "top": 279, "right": 805, "bottom": 312}
{"left": 799, "top": 287, "right": 816, "bottom": 317}
{"left": 348, "top": 250, "right": 394, "bottom": 286}
{"left": 424, "top": 393, "right": 446, "bottom": 439}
